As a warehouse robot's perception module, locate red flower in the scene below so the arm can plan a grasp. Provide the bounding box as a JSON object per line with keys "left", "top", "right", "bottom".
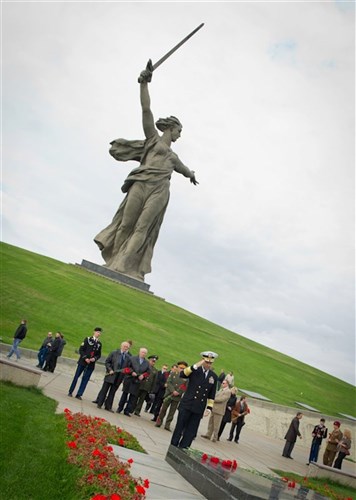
{"left": 118, "top": 438, "right": 125, "bottom": 446}
{"left": 201, "top": 454, "right": 208, "bottom": 462}
{"left": 179, "top": 383, "right": 187, "bottom": 391}
{"left": 110, "top": 495, "right": 121, "bottom": 500}
{"left": 232, "top": 460, "right": 238, "bottom": 470}
{"left": 118, "top": 469, "right": 126, "bottom": 476}
{"left": 143, "top": 478, "right": 150, "bottom": 488}
{"left": 91, "top": 495, "right": 106, "bottom": 500}
{"left": 92, "top": 448, "right": 102, "bottom": 457}
{"left": 135, "top": 485, "right": 146, "bottom": 494}
{"left": 210, "top": 456, "right": 220, "bottom": 464}
{"left": 127, "top": 458, "right": 133, "bottom": 464}
{"left": 105, "top": 445, "right": 113, "bottom": 452}
{"left": 88, "top": 436, "right": 96, "bottom": 443}
{"left": 64, "top": 408, "right": 71, "bottom": 414}
{"left": 123, "top": 367, "right": 132, "bottom": 374}
{"left": 288, "top": 481, "right": 296, "bottom": 488}
{"left": 67, "top": 441, "right": 77, "bottom": 449}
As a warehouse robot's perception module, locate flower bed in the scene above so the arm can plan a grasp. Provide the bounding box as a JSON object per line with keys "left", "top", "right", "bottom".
{"left": 64, "top": 409, "right": 149, "bottom": 500}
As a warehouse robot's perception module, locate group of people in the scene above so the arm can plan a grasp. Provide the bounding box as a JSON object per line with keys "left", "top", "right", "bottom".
{"left": 283, "top": 413, "right": 352, "bottom": 470}
{"left": 65, "top": 329, "right": 249, "bottom": 448}
{"left": 36, "top": 331, "right": 66, "bottom": 372}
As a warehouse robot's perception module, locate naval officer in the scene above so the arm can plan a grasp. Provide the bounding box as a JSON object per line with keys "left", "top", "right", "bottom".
{"left": 171, "top": 351, "right": 218, "bottom": 449}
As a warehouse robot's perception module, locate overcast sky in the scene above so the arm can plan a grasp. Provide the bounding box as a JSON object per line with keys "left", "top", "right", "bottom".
{"left": 2, "top": 1, "right": 355, "bottom": 385}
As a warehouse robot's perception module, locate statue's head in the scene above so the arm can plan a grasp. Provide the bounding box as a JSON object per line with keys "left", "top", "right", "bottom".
{"left": 156, "top": 115, "right": 182, "bottom": 132}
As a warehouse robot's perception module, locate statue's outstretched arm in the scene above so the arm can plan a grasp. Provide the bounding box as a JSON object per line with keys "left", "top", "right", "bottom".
{"left": 139, "top": 60, "right": 156, "bottom": 139}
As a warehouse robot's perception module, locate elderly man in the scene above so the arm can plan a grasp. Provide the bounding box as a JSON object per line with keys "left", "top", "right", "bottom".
{"left": 94, "top": 341, "right": 131, "bottom": 412}
{"left": 171, "top": 351, "right": 218, "bottom": 449}
{"left": 117, "top": 347, "right": 151, "bottom": 416}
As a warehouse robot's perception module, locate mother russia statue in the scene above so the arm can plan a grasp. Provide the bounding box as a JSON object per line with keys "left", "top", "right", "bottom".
{"left": 94, "top": 60, "right": 198, "bottom": 282}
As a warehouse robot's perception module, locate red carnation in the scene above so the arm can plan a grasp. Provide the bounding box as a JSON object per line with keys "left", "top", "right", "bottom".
{"left": 123, "top": 367, "right": 132, "bottom": 374}
{"left": 144, "top": 478, "right": 150, "bottom": 488}
{"left": 210, "top": 456, "right": 220, "bottom": 464}
{"left": 118, "top": 438, "right": 125, "bottom": 446}
{"left": 136, "top": 485, "right": 145, "bottom": 494}
{"left": 67, "top": 441, "right": 77, "bottom": 449}
{"left": 110, "top": 495, "right": 121, "bottom": 500}
{"left": 127, "top": 458, "right": 134, "bottom": 464}
{"left": 201, "top": 454, "right": 208, "bottom": 462}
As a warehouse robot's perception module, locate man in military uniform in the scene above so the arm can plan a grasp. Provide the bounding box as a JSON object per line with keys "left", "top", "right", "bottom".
{"left": 68, "top": 327, "right": 102, "bottom": 400}
{"left": 171, "top": 351, "right": 218, "bottom": 449}
{"left": 133, "top": 355, "right": 159, "bottom": 416}
{"left": 155, "top": 361, "right": 188, "bottom": 431}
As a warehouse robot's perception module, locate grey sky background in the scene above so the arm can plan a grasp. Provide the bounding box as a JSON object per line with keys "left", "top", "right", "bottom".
{"left": 2, "top": 1, "right": 355, "bottom": 384}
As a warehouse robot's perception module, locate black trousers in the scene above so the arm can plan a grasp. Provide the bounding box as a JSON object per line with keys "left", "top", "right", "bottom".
{"left": 97, "top": 381, "right": 121, "bottom": 409}
{"left": 282, "top": 440, "right": 295, "bottom": 457}
{"left": 171, "top": 408, "right": 202, "bottom": 448}
{"left": 229, "top": 418, "right": 245, "bottom": 442}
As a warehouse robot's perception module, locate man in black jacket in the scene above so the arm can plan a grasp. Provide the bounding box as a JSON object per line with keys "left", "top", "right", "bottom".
{"left": 7, "top": 319, "right": 27, "bottom": 360}
{"left": 171, "top": 351, "right": 218, "bottom": 449}
{"left": 282, "top": 412, "right": 303, "bottom": 459}
{"left": 117, "top": 347, "right": 151, "bottom": 416}
{"left": 95, "top": 341, "right": 131, "bottom": 411}
{"left": 68, "top": 327, "right": 102, "bottom": 400}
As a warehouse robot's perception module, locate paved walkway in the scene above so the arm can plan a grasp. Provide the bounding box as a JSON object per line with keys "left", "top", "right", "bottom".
{"left": 3, "top": 351, "right": 355, "bottom": 498}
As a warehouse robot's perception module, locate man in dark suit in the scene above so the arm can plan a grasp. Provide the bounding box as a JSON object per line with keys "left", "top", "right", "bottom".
{"left": 171, "top": 351, "right": 218, "bottom": 449}
{"left": 117, "top": 347, "right": 151, "bottom": 416}
{"left": 68, "top": 327, "right": 102, "bottom": 400}
{"left": 282, "top": 412, "right": 303, "bottom": 459}
{"left": 95, "top": 341, "right": 131, "bottom": 411}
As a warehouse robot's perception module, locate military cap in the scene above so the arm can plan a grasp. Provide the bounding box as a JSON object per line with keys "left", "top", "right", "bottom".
{"left": 148, "top": 355, "right": 159, "bottom": 361}
{"left": 200, "top": 351, "right": 218, "bottom": 362}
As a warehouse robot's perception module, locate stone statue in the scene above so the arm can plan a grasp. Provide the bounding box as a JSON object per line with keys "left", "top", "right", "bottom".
{"left": 94, "top": 60, "right": 198, "bottom": 282}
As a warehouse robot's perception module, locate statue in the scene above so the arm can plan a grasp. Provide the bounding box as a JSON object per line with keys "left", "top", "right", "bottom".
{"left": 94, "top": 59, "right": 199, "bottom": 282}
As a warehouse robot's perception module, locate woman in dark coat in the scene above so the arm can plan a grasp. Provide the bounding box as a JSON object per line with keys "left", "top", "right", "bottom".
{"left": 217, "top": 387, "right": 237, "bottom": 440}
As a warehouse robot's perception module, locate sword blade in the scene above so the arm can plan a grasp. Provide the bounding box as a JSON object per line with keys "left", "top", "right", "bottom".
{"left": 152, "top": 23, "right": 204, "bottom": 71}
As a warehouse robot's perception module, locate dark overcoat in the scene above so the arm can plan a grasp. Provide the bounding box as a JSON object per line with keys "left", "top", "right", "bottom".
{"left": 284, "top": 417, "right": 301, "bottom": 443}
{"left": 104, "top": 349, "right": 131, "bottom": 385}
{"left": 122, "top": 356, "right": 151, "bottom": 396}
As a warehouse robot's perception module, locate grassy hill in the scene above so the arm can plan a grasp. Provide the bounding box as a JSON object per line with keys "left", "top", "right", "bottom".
{"left": 1, "top": 241, "right": 355, "bottom": 416}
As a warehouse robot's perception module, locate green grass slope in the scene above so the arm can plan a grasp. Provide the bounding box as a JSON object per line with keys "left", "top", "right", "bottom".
{"left": 1, "top": 241, "right": 355, "bottom": 416}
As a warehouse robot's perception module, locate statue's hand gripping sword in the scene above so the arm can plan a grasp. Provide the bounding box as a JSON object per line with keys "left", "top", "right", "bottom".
{"left": 138, "top": 23, "right": 204, "bottom": 83}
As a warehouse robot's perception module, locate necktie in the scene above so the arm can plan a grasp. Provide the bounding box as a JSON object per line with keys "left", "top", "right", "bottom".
{"left": 120, "top": 352, "right": 125, "bottom": 369}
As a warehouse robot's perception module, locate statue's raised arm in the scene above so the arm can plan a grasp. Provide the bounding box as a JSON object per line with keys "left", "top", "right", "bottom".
{"left": 139, "top": 60, "right": 156, "bottom": 139}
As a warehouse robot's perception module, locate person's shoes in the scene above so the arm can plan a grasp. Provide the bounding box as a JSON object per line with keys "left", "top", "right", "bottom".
{"left": 227, "top": 438, "right": 232, "bottom": 441}
{"left": 75, "top": 395, "right": 82, "bottom": 400}
{"left": 134, "top": 412, "right": 140, "bottom": 417}
{"left": 68, "top": 393, "right": 73, "bottom": 397}
{"left": 164, "top": 427, "right": 171, "bottom": 432}
{"left": 124, "top": 412, "right": 131, "bottom": 417}
{"left": 105, "top": 408, "right": 114, "bottom": 413}
{"left": 306, "top": 463, "right": 310, "bottom": 465}
{"left": 282, "top": 454, "right": 288, "bottom": 457}
{"left": 201, "top": 435, "right": 209, "bottom": 439}
{"left": 151, "top": 417, "right": 157, "bottom": 422}
{"left": 234, "top": 440, "right": 239, "bottom": 444}
{"left": 36, "top": 364, "right": 41, "bottom": 368}
{"left": 288, "top": 456, "right": 293, "bottom": 459}
{"left": 92, "top": 400, "right": 98, "bottom": 404}
{"left": 116, "top": 409, "right": 122, "bottom": 414}
{"left": 97, "top": 405, "right": 102, "bottom": 409}
{"left": 217, "top": 438, "right": 220, "bottom": 441}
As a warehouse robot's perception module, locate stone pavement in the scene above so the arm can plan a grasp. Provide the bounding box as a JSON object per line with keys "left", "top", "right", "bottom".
{"left": 2, "top": 351, "right": 355, "bottom": 498}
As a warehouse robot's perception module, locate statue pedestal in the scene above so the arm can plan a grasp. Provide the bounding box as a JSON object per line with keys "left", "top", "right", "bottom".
{"left": 79, "top": 260, "right": 152, "bottom": 293}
